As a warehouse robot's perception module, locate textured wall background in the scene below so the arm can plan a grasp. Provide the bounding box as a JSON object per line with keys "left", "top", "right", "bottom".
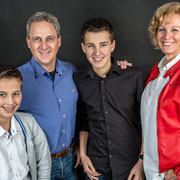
{"left": 0, "top": 0, "right": 169, "bottom": 74}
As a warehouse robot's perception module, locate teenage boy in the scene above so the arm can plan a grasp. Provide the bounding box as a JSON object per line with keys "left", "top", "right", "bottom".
{"left": 0, "top": 63, "right": 51, "bottom": 180}
{"left": 73, "top": 18, "right": 144, "bottom": 180}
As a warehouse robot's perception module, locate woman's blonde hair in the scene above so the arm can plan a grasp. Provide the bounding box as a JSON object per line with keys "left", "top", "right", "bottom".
{"left": 149, "top": 2, "right": 180, "bottom": 47}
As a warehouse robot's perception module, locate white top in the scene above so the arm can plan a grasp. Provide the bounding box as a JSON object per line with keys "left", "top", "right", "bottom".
{"left": 141, "top": 53, "right": 180, "bottom": 180}
{"left": 0, "top": 115, "right": 30, "bottom": 180}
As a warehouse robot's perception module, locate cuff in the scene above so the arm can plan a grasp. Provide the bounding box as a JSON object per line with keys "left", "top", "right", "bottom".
{"left": 174, "top": 166, "right": 180, "bottom": 179}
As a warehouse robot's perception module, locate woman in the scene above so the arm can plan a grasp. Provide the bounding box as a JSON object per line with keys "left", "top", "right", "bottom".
{"left": 141, "top": 2, "right": 180, "bottom": 180}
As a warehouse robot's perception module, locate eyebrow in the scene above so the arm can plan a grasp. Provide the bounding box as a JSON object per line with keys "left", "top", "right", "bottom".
{"left": 32, "top": 35, "right": 56, "bottom": 39}
{"left": 86, "top": 41, "right": 109, "bottom": 45}
{"left": 100, "top": 41, "right": 109, "bottom": 44}
{"left": 0, "top": 90, "right": 21, "bottom": 93}
{"left": 0, "top": 91, "right": 6, "bottom": 93}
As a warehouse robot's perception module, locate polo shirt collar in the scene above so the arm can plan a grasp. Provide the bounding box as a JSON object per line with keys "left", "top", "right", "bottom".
{"left": 30, "top": 56, "right": 67, "bottom": 79}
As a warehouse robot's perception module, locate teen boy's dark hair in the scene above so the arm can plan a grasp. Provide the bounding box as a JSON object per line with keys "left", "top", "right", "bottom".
{"left": 81, "top": 17, "right": 114, "bottom": 43}
{"left": 0, "top": 63, "right": 22, "bottom": 81}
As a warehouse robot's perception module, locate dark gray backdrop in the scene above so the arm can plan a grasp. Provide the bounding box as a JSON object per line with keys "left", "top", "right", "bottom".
{"left": 0, "top": 0, "right": 172, "bottom": 179}
{"left": 0, "top": 0, "right": 170, "bottom": 75}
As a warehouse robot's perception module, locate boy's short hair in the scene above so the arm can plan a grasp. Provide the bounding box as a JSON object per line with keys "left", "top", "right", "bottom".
{"left": 0, "top": 63, "right": 22, "bottom": 82}
{"left": 81, "top": 17, "right": 114, "bottom": 43}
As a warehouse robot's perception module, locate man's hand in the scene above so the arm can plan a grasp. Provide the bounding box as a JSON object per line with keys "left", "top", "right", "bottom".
{"left": 127, "top": 159, "right": 144, "bottom": 180}
{"left": 81, "top": 154, "right": 101, "bottom": 180}
{"left": 73, "top": 146, "right": 81, "bottom": 168}
{"left": 117, "top": 60, "right": 132, "bottom": 69}
{"left": 164, "top": 169, "right": 178, "bottom": 180}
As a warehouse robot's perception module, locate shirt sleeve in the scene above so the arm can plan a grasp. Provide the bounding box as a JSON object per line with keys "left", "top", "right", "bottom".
{"left": 28, "top": 115, "right": 51, "bottom": 179}
{"left": 135, "top": 68, "right": 145, "bottom": 108}
{"left": 76, "top": 94, "right": 90, "bottom": 132}
{"left": 174, "top": 166, "right": 180, "bottom": 180}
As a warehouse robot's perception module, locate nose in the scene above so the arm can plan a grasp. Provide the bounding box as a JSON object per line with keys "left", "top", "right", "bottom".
{"left": 164, "top": 30, "right": 171, "bottom": 39}
{"left": 41, "top": 40, "right": 48, "bottom": 49}
{"left": 6, "top": 95, "right": 14, "bottom": 105}
{"left": 94, "top": 47, "right": 100, "bottom": 56}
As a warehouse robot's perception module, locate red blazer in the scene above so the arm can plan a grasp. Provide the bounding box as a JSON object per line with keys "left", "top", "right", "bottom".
{"left": 145, "top": 60, "right": 180, "bottom": 178}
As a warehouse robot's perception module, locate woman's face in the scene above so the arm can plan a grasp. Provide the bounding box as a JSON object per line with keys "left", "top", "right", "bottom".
{"left": 156, "top": 13, "right": 180, "bottom": 62}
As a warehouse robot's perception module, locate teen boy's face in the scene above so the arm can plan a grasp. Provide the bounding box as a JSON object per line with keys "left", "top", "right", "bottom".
{"left": 81, "top": 31, "right": 115, "bottom": 75}
{"left": 0, "top": 78, "right": 22, "bottom": 122}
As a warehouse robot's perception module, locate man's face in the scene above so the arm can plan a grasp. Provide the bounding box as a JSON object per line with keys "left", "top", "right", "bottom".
{"left": 0, "top": 78, "right": 22, "bottom": 123}
{"left": 81, "top": 31, "right": 115, "bottom": 76}
{"left": 26, "top": 21, "right": 61, "bottom": 72}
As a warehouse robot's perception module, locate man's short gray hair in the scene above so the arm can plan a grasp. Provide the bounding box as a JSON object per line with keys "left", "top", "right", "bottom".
{"left": 26, "top": 11, "right": 60, "bottom": 38}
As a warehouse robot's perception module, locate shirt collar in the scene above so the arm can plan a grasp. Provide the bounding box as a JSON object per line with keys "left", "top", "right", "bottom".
{"left": 0, "top": 125, "right": 6, "bottom": 137}
{"left": 0, "top": 116, "right": 19, "bottom": 137}
{"left": 82, "top": 57, "right": 122, "bottom": 79}
{"left": 30, "top": 56, "right": 67, "bottom": 79}
{"left": 10, "top": 115, "right": 19, "bottom": 136}
{"left": 161, "top": 53, "right": 180, "bottom": 78}
{"left": 158, "top": 53, "right": 180, "bottom": 73}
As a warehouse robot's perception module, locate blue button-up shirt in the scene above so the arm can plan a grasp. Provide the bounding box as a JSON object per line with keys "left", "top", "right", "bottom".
{"left": 18, "top": 57, "right": 78, "bottom": 153}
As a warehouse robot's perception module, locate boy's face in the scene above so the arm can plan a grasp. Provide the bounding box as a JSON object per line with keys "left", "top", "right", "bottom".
{"left": 0, "top": 78, "right": 22, "bottom": 122}
{"left": 81, "top": 31, "right": 115, "bottom": 75}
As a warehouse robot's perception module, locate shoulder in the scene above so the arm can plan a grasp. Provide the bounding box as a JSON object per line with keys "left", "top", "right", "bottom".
{"left": 73, "top": 68, "right": 88, "bottom": 81}
{"left": 57, "top": 59, "right": 77, "bottom": 72}
{"left": 148, "top": 63, "right": 159, "bottom": 74}
{"left": 74, "top": 68, "right": 88, "bottom": 77}
{"left": 15, "top": 111, "right": 34, "bottom": 120}
{"left": 123, "top": 66, "right": 144, "bottom": 78}
{"left": 18, "top": 61, "right": 33, "bottom": 74}
{"left": 15, "top": 112, "right": 37, "bottom": 127}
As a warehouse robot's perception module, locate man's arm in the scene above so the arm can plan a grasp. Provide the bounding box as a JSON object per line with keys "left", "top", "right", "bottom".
{"left": 128, "top": 68, "right": 145, "bottom": 180}
{"left": 80, "top": 131, "right": 101, "bottom": 180}
{"left": 73, "top": 145, "right": 80, "bottom": 168}
{"left": 127, "top": 136, "right": 144, "bottom": 180}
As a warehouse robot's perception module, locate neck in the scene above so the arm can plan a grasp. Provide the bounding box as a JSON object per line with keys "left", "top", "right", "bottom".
{"left": 93, "top": 62, "right": 112, "bottom": 78}
{"left": 44, "top": 63, "right": 56, "bottom": 72}
{"left": 165, "top": 53, "right": 180, "bottom": 65}
{"left": 165, "top": 56, "right": 173, "bottom": 65}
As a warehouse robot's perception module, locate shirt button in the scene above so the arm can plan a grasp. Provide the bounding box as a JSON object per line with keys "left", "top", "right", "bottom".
{"left": 63, "top": 115, "right": 66, "bottom": 118}
{"left": 109, "top": 155, "right": 112, "bottom": 158}
{"left": 62, "top": 130, "right": 66, "bottom": 133}
{"left": 101, "top": 80, "right": 104, "bottom": 83}
{"left": 102, "top": 96, "right": 105, "bottom": 99}
{"left": 107, "top": 168, "right": 110, "bottom": 171}
{"left": 62, "top": 144, "right": 65, "bottom": 147}
{"left": 109, "top": 141, "right": 111, "bottom": 144}
{"left": 105, "top": 111, "right": 108, "bottom": 114}
{"left": 107, "top": 126, "right": 110, "bottom": 129}
{"left": 59, "top": 99, "right": 62, "bottom": 102}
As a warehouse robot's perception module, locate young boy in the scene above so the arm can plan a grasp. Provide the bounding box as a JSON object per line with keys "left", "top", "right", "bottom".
{"left": 73, "top": 18, "right": 144, "bottom": 180}
{"left": 0, "top": 63, "right": 51, "bottom": 180}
